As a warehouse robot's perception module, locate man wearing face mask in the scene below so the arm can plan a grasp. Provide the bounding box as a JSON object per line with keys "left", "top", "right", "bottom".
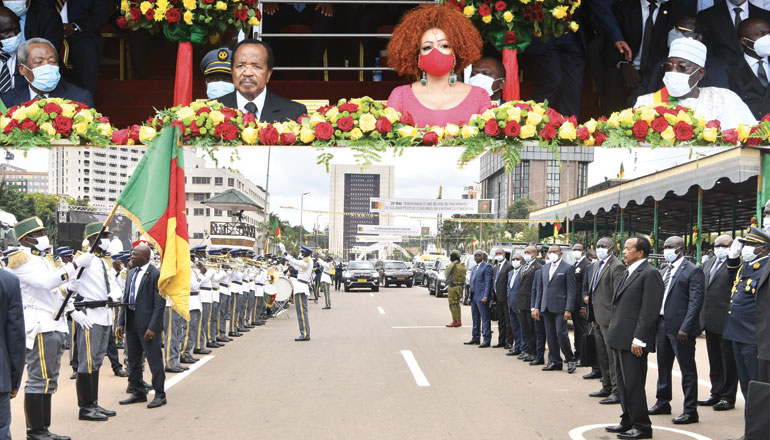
{"left": 648, "top": 236, "right": 704, "bottom": 425}
{"left": 7, "top": 216, "right": 94, "bottom": 440}
{"left": 698, "top": 0, "right": 770, "bottom": 66}
{"left": 730, "top": 18, "right": 770, "bottom": 119}
{"left": 571, "top": 244, "right": 591, "bottom": 368}
{"left": 697, "top": 235, "right": 739, "bottom": 412}
{"left": 491, "top": 248, "right": 513, "bottom": 349}
{"left": 505, "top": 253, "right": 526, "bottom": 357}
{"left": 519, "top": 246, "right": 544, "bottom": 364}
{"left": 0, "top": 37, "right": 91, "bottom": 107}
{"left": 0, "top": 6, "right": 23, "bottom": 94}
{"left": 465, "top": 250, "right": 494, "bottom": 348}
{"left": 634, "top": 37, "right": 756, "bottom": 129}
{"left": 200, "top": 48, "right": 233, "bottom": 100}
{"left": 467, "top": 57, "right": 505, "bottom": 105}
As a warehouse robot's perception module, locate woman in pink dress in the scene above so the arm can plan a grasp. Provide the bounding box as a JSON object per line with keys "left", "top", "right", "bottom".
{"left": 386, "top": 5, "right": 491, "bottom": 128}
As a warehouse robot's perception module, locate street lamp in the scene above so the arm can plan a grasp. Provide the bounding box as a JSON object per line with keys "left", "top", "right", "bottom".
{"left": 300, "top": 192, "right": 310, "bottom": 247}
{"left": 314, "top": 213, "right": 322, "bottom": 253}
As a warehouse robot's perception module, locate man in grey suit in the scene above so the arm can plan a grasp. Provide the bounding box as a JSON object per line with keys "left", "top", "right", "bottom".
{"left": 0, "top": 269, "right": 25, "bottom": 440}
{"left": 116, "top": 244, "right": 167, "bottom": 409}
{"left": 534, "top": 245, "right": 578, "bottom": 373}
{"left": 584, "top": 237, "right": 627, "bottom": 404}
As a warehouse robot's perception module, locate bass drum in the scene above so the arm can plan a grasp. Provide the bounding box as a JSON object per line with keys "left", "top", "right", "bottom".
{"left": 264, "top": 277, "right": 293, "bottom": 301}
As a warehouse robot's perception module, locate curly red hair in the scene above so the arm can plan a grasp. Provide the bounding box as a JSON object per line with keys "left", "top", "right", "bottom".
{"left": 386, "top": 5, "right": 483, "bottom": 78}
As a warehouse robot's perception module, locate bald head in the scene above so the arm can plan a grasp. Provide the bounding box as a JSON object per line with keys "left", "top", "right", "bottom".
{"left": 714, "top": 235, "right": 733, "bottom": 248}
{"left": 131, "top": 244, "right": 151, "bottom": 268}
{"left": 597, "top": 237, "right": 614, "bottom": 250}
{"left": 739, "top": 17, "right": 770, "bottom": 57}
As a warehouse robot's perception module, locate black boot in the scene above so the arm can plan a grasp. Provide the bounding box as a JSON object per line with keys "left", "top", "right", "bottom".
{"left": 42, "top": 394, "right": 70, "bottom": 440}
{"left": 25, "top": 393, "right": 49, "bottom": 440}
{"left": 90, "top": 373, "right": 116, "bottom": 417}
{"left": 76, "top": 373, "right": 107, "bottom": 421}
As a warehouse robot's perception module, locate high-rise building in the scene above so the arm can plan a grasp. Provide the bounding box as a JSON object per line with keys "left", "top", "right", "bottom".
{"left": 329, "top": 164, "right": 394, "bottom": 259}
{"left": 0, "top": 164, "right": 48, "bottom": 193}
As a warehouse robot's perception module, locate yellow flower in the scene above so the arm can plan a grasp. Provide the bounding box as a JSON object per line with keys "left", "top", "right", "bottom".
{"left": 445, "top": 123, "right": 460, "bottom": 137}
{"left": 463, "top": 5, "right": 475, "bottom": 17}
{"left": 209, "top": 110, "right": 225, "bottom": 124}
{"left": 520, "top": 0, "right": 531, "bottom": 4}
{"left": 506, "top": 107, "right": 522, "bottom": 122}
{"left": 183, "top": 0, "right": 196, "bottom": 10}
{"left": 121, "top": 0, "right": 129, "bottom": 12}
{"left": 608, "top": 113, "right": 620, "bottom": 127}
{"left": 461, "top": 125, "right": 479, "bottom": 138}
{"left": 61, "top": 103, "right": 76, "bottom": 118}
{"left": 525, "top": 112, "right": 542, "bottom": 126}
{"left": 310, "top": 112, "right": 327, "bottom": 126}
{"left": 154, "top": 8, "right": 165, "bottom": 22}
{"left": 663, "top": 112, "right": 677, "bottom": 125}
{"left": 503, "top": 11, "right": 514, "bottom": 22}
{"left": 300, "top": 127, "right": 315, "bottom": 144}
{"left": 482, "top": 15, "right": 492, "bottom": 24}
{"left": 702, "top": 127, "right": 717, "bottom": 143}
{"left": 350, "top": 128, "right": 364, "bottom": 140}
{"left": 520, "top": 124, "right": 536, "bottom": 138}
{"left": 248, "top": 16, "right": 260, "bottom": 26}
{"left": 430, "top": 126, "right": 445, "bottom": 140}
{"left": 481, "top": 108, "right": 497, "bottom": 121}
{"left": 383, "top": 107, "right": 400, "bottom": 124}
{"left": 140, "top": 1, "right": 152, "bottom": 14}
{"left": 40, "top": 122, "right": 55, "bottom": 137}
{"left": 176, "top": 106, "right": 196, "bottom": 121}
{"left": 693, "top": 113, "right": 706, "bottom": 128}
{"left": 215, "top": 1, "right": 228, "bottom": 11}
{"left": 73, "top": 122, "right": 88, "bottom": 136}
{"left": 98, "top": 123, "right": 112, "bottom": 137}
{"left": 11, "top": 106, "right": 27, "bottom": 121}
{"left": 583, "top": 119, "right": 597, "bottom": 133}
{"left": 241, "top": 126, "right": 258, "bottom": 145}
{"left": 552, "top": 5, "right": 568, "bottom": 19}
{"left": 532, "top": 104, "right": 546, "bottom": 115}
{"left": 618, "top": 108, "right": 634, "bottom": 124}
{"left": 325, "top": 106, "right": 339, "bottom": 120}
{"left": 661, "top": 126, "right": 675, "bottom": 142}
{"left": 75, "top": 109, "right": 93, "bottom": 124}
{"left": 184, "top": 11, "right": 194, "bottom": 25}
{"left": 558, "top": 121, "right": 576, "bottom": 140}
{"left": 156, "top": 0, "right": 169, "bottom": 9}
{"left": 737, "top": 123, "right": 751, "bottom": 142}
{"left": 569, "top": 21, "right": 580, "bottom": 32}
{"left": 675, "top": 110, "right": 692, "bottom": 125}
{"left": 0, "top": 117, "right": 10, "bottom": 130}
{"left": 398, "top": 125, "right": 418, "bottom": 139}
{"left": 359, "top": 113, "right": 377, "bottom": 132}
{"left": 583, "top": 138, "right": 595, "bottom": 146}
{"left": 639, "top": 106, "right": 657, "bottom": 123}
{"left": 139, "top": 126, "right": 156, "bottom": 143}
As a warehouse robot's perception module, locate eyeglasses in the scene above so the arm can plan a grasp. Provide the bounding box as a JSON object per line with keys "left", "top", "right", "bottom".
{"left": 662, "top": 62, "right": 697, "bottom": 73}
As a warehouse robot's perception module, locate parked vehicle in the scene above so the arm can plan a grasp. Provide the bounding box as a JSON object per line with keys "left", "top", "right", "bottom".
{"left": 461, "top": 254, "right": 476, "bottom": 303}
{"left": 343, "top": 260, "right": 379, "bottom": 292}
{"left": 413, "top": 261, "right": 427, "bottom": 285}
{"left": 382, "top": 260, "right": 413, "bottom": 287}
{"left": 430, "top": 258, "right": 452, "bottom": 298}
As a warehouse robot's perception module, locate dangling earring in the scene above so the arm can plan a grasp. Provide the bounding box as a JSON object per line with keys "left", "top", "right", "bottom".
{"left": 449, "top": 72, "right": 457, "bottom": 84}
{"left": 421, "top": 71, "right": 427, "bottom": 86}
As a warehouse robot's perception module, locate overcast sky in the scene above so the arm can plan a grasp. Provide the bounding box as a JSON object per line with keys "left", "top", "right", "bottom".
{"left": 7, "top": 146, "right": 730, "bottom": 233}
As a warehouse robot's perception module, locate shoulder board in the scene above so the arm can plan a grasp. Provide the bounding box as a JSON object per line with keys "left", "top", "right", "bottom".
{"left": 45, "top": 254, "right": 56, "bottom": 268}
{"left": 121, "top": 271, "right": 127, "bottom": 280}
{"left": 74, "top": 251, "right": 83, "bottom": 259}
{"left": 7, "top": 249, "right": 30, "bottom": 269}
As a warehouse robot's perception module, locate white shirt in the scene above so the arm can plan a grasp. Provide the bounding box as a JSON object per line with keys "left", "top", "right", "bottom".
{"left": 189, "top": 268, "right": 202, "bottom": 311}
{"left": 199, "top": 269, "right": 213, "bottom": 303}
{"left": 623, "top": 257, "right": 647, "bottom": 347}
{"left": 728, "top": 0, "right": 749, "bottom": 28}
{"left": 3, "top": 54, "right": 16, "bottom": 88}
{"left": 128, "top": 262, "right": 150, "bottom": 303}
{"left": 633, "top": 0, "right": 661, "bottom": 69}
{"left": 549, "top": 258, "right": 561, "bottom": 281}
{"left": 508, "top": 267, "right": 520, "bottom": 289}
{"left": 744, "top": 53, "right": 770, "bottom": 83}
{"left": 634, "top": 87, "right": 758, "bottom": 129}
{"left": 235, "top": 88, "right": 267, "bottom": 120}
{"left": 79, "top": 253, "right": 122, "bottom": 326}
{"left": 59, "top": 1, "right": 69, "bottom": 23}
{"left": 28, "top": 86, "right": 49, "bottom": 100}
{"left": 660, "top": 255, "right": 685, "bottom": 315}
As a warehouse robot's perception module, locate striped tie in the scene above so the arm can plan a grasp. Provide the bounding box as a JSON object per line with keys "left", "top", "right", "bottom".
{"left": 55, "top": 0, "right": 65, "bottom": 13}
{"left": 0, "top": 52, "right": 11, "bottom": 93}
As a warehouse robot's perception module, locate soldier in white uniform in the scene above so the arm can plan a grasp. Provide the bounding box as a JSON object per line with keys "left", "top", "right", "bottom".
{"left": 218, "top": 262, "right": 232, "bottom": 342}
{"left": 281, "top": 244, "right": 314, "bottom": 341}
{"left": 195, "top": 259, "right": 214, "bottom": 354}
{"left": 228, "top": 253, "right": 245, "bottom": 336}
{"left": 318, "top": 256, "right": 333, "bottom": 310}
{"left": 181, "top": 256, "right": 202, "bottom": 363}
{"left": 253, "top": 263, "right": 267, "bottom": 326}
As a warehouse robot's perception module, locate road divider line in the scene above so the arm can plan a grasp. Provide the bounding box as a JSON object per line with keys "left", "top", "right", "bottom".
{"left": 393, "top": 325, "right": 471, "bottom": 329}
{"left": 400, "top": 350, "right": 430, "bottom": 387}
{"left": 377, "top": 306, "right": 385, "bottom": 315}
{"left": 369, "top": 293, "right": 374, "bottom": 297}
{"left": 569, "top": 424, "right": 711, "bottom": 440}
{"left": 149, "top": 355, "right": 214, "bottom": 394}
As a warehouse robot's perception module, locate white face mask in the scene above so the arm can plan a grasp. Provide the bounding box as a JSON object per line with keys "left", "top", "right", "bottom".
{"left": 764, "top": 216, "right": 770, "bottom": 231}
{"left": 713, "top": 246, "right": 729, "bottom": 260}
{"left": 467, "top": 73, "right": 500, "bottom": 97}
{"left": 33, "top": 235, "right": 50, "bottom": 251}
{"left": 663, "top": 248, "right": 679, "bottom": 262}
{"left": 663, "top": 70, "right": 698, "bottom": 97}
{"left": 742, "top": 245, "right": 757, "bottom": 261}
{"left": 523, "top": 254, "right": 533, "bottom": 263}
{"left": 596, "top": 248, "right": 609, "bottom": 260}
{"left": 511, "top": 260, "right": 521, "bottom": 269}
{"left": 1, "top": 33, "right": 20, "bottom": 55}
{"left": 99, "top": 238, "right": 110, "bottom": 250}
{"left": 572, "top": 250, "right": 583, "bottom": 259}
{"left": 2, "top": 0, "right": 28, "bottom": 16}
{"left": 749, "top": 35, "right": 770, "bottom": 58}
{"left": 494, "top": 254, "right": 504, "bottom": 262}
{"left": 548, "top": 253, "right": 559, "bottom": 263}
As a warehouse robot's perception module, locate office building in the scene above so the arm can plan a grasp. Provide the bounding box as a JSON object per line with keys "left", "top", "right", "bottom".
{"left": 1, "top": 164, "right": 48, "bottom": 193}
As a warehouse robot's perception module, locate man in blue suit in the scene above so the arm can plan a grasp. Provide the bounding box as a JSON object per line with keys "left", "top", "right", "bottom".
{"left": 465, "top": 250, "right": 494, "bottom": 348}
{"left": 506, "top": 253, "right": 526, "bottom": 356}
{"left": 649, "top": 236, "right": 705, "bottom": 425}
{"left": 530, "top": 266, "right": 546, "bottom": 365}
{"left": 534, "top": 245, "right": 578, "bottom": 373}
{"left": 0, "top": 269, "right": 25, "bottom": 440}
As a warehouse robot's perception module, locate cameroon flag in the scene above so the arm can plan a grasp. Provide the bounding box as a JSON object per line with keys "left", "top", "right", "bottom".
{"left": 273, "top": 217, "right": 281, "bottom": 240}
{"left": 117, "top": 126, "right": 191, "bottom": 320}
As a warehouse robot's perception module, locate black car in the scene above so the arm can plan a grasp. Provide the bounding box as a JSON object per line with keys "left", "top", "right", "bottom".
{"left": 429, "top": 259, "right": 451, "bottom": 298}
{"left": 343, "top": 261, "right": 379, "bottom": 292}
{"left": 382, "top": 260, "right": 413, "bottom": 288}
{"left": 413, "top": 261, "right": 427, "bottom": 284}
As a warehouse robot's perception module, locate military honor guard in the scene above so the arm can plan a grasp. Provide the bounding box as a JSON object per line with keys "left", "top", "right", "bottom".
{"left": 181, "top": 256, "right": 203, "bottom": 364}
{"left": 163, "top": 295, "right": 187, "bottom": 373}
{"left": 217, "top": 263, "right": 232, "bottom": 343}
{"left": 195, "top": 259, "right": 214, "bottom": 354}
{"left": 254, "top": 263, "right": 267, "bottom": 326}
{"left": 281, "top": 244, "right": 313, "bottom": 341}
{"left": 318, "top": 256, "right": 334, "bottom": 310}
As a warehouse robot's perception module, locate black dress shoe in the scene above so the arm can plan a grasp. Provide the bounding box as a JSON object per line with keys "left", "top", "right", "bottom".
{"left": 322, "top": 306, "right": 330, "bottom": 309}
{"left": 94, "top": 404, "right": 116, "bottom": 417}
{"left": 698, "top": 395, "right": 720, "bottom": 406}
{"left": 542, "top": 363, "right": 563, "bottom": 371}
{"left": 648, "top": 402, "right": 671, "bottom": 415}
{"left": 79, "top": 406, "right": 108, "bottom": 421}
{"left": 215, "top": 337, "right": 228, "bottom": 343}
{"left": 180, "top": 365, "right": 189, "bottom": 371}
{"left": 506, "top": 350, "right": 518, "bottom": 356}
{"left": 522, "top": 354, "right": 536, "bottom": 362}
{"left": 238, "top": 328, "right": 250, "bottom": 332}
{"left": 589, "top": 389, "right": 611, "bottom": 398}
{"left": 206, "top": 343, "right": 219, "bottom": 348}
{"left": 713, "top": 400, "right": 735, "bottom": 411}
{"left": 600, "top": 394, "right": 621, "bottom": 405}
{"left": 165, "top": 366, "right": 184, "bottom": 373}
{"left": 294, "top": 336, "right": 310, "bottom": 341}
{"left": 605, "top": 424, "right": 632, "bottom": 433}
{"left": 113, "top": 368, "right": 129, "bottom": 377}
{"left": 464, "top": 340, "right": 480, "bottom": 345}
{"left": 119, "top": 394, "right": 148, "bottom": 405}
{"left": 194, "top": 348, "right": 212, "bottom": 355}
{"left": 567, "top": 361, "right": 577, "bottom": 374}
{"left": 504, "top": 344, "right": 513, "bottom": 350}
{"left": 479, "top": 342, "right": 491, "bottom": 348}
{"left": 228, "top": 332, "right": 242, "bottom": 337}
{"left": 529, "top": 358, "right": 545, "bottom": 365}
{"left": 492, "top": 343, "right": 506, "bottom": 348}
{"left": 583, "top": 370, "right": 602, "bottom": 380}
{"left": 672, "top": 413, "right": 699, "bottom": 424}
{"left": 147, "top": 396, "right": 167, "bottom": 409}
{"left": 69, "top": 372, "right": 77, "bottom": 380}
{"left": 509, "top": 349, "right": 522, "bottom": 356}
{"left": 517, "top": 352, "right": 528, "bottom": 359}
{"left": 180, "top": 356, "right": 197, "bottom": 364}
{"left": 617, "top": 428, "right": 652, "bottom": 439}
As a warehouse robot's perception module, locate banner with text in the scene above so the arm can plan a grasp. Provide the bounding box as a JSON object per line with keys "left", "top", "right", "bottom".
{"left": 357, "top": 225, "right": 421, "bottom": 236}
{"left": 369, "top": 198, "right": 494, "bottom": 215}
{"left": 356, "top": 235, "right": 403, "bottom": 243}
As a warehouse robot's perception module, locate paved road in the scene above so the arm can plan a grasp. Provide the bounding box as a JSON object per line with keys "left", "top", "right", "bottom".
{"left": 10, "top": 285, "right": 744, "bottom": 439}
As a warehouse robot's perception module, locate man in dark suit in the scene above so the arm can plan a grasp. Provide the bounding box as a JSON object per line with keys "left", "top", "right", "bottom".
{"left": 518, "top": 246, "right": 543, "bottom": 363}
{"left": 56, "top": 0, "right": 108, "bottom": 100}
{"left": 698, "top": 234, "right": 739, "bottom": 411}
{"left": 116, "top": 244, "right": 167, "bottom": 409}
{"left": 217, "top": 39, "right": 307, "bottom": 123}
{"left": 534, "top": 245, "right": 578, "bottom": 373}
{"left": 506, "top": 253, "right": 525, "bottom": 356}
{"left": 730, "top": 18, "right": 770, "bottom": 120}
{"left": 571, "top": 244, "right": 591, "bottom": 366}
{"left": 606, "top": 237, "right": 664, "bottom": 439}
{"left": 698, "top": 0, "right": 770, "bottom": 66}
{"left": 649, "top": 236, "right": 705, "bottom": 425}
{"left": 24, "top": 0, "right": 63, "bottom": 50}
{"left": 0, "top": 37, "right": 92, "bottom": 107}
{"left": 585, "top": 237, "right": 627, "bottom": 404}
{"left": 492, "top": 247, "right": 513, "bottom": 349}
{"left": 465, "top": 250, "right": 493, "bottom": 348}
{"left": 0, "top": 269, "right": 24, "bottom": 440}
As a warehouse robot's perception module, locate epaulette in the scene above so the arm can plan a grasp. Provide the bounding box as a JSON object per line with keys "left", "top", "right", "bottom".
{"left": 7, "top": 249, "right": 29, "bottom": 269}
{"left": 74, "top": 251, "right": 83, "bottom": 259}
{"left": 45, "top": 254, "right": 56, "bottom": 268}
{"left": 120, "top": 270, "right": 127, "bottom": 280}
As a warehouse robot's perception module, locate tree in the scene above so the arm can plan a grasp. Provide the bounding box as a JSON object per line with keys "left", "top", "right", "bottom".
{"left": 505, "top": 198, "right": 537, "bottom": 236}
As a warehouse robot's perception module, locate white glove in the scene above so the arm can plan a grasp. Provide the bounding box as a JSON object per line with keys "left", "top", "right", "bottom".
{"left": 278, "top": 242, "right": 286, "bottom": 255}
{"left": 728, "top": 239, "right": 743, "bottom": 259}
{"left": 74, "top": 253, "right": 95, "bottom": 268}
{"left": 67, "top": 279, "right": 80, "bottom": 294}
{"left": 71, "top": 310, "right": 93, "bottom": 329}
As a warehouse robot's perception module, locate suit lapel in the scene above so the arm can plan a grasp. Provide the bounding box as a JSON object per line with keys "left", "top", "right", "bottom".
{"left": 613, "top": 262, "right": 642, "bottom": 303}
{"left": 260, "top": 91, "right": 281, "bottom": 122}
{"left": 668, "top": 259, "right": 686, "bottom": 292}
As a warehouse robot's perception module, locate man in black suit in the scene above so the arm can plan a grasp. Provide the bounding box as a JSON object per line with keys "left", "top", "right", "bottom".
{"left": 0, "top": 269, "right": 24, "bottom": 440}
{"left": 116, "top": 244, "right": 167, "bottom": 409}
{"left": 0, "top": 37, "right": 92, "bottom": 107}
{"left": 217, "top": 39, "right": 307, "bottom": 123}
{"left": 730, "top": 18, "right": 770, "bottom": 120}
{"left": 519, "top": 245, "right": 543, "bottom": 363}
{"left": 56, "top": 0, "right": 108, "bottom": 100}
{"left": 698, "top": 0, "right": 770, "bottom": 66}
{"left": 571, "top": 244, "right": 591, "bottom": 366}
{"left": 492, "top": 247, "right": 513, "bottom": 349}
{"left": 584, "top": 237, "right": 627, "bottom": 404}
{"left": 534, "top": 245, "right": 578, "bottom": 373}
{"left": 606, "top": 237, "right": 664, "bottom": 439}
{"left": 698, "top": 235, "right": 739, "bottom": 411}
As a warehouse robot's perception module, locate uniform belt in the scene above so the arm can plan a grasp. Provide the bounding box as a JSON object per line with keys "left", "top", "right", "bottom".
{"left": 232, "top": 281, "right": 242, "bottom": 285}
{"left": 297, "top": 279, "right": 309, "bottom": 285}
{"left": 221, "top": 284, "right": 229, "bottom": 287}
{"left": 324, "top": 272, "right": 331, "bottom": 275}
{"left": 256, "top": 283, "right": 264, "bottom": 286}
{"left": 200, "top": 287, "right": 211, "bottom": 290}
{"left": 450, "top": 283, "right": 463, "bottom": 287}
{"left": 190, "top": 292, "right": 199, "bottom": 296}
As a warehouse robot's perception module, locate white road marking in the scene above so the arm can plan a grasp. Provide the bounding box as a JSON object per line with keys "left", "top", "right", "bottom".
{"left": 377, "top": 306, "right": 385, "bottom": 315}
{"left": 369, "top": 293, "right": 374, "bottom": 297}
{"left": 568, "top": 424, "right": 711, "bottom": 440}
{"left": 149, "top": 355, "right": 214, "bottom": 394}
{"left": 400, "top": 350, "right": 430, "bottom": 387}
{"left": 393, "top": 325, "right": 471, "bottom": 329}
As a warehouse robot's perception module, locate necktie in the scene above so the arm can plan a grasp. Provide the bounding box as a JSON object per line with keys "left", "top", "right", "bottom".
{"left": 294, "top": 3, "right": 306, "bottom": 13}
{"left": 734, "top": 7, "right": 743, "bottom": 28}
{"left": 244, "top": 101, "right": 258, "bottom": 120}
{"left": 34, "top": 94, "right": 44, "bottom": 100}
{"left": 55, "top": 0, "right": 65, "bottom": 13}
{"left": 591, "top": 259, "right": 605, "bottom": 292}
{"left": 663, "top": 265, "right": 672, "bottom": 291}
{"left": 758, "top": 59, "right": 769, "bottom": 88}
{"left": 509, "top": 270, "right": 518, "bottom": 289}
{"left": 0, "top": 53, "right": 11, "bottom": 93}
{"left": 640, "top": 0, "right": 658, "bottom": 72}
{"left": 128, "top": 269, "right": 139, "bottom": 310}
{"left": 709, "top": 259, "right": 722, "bottom": 280}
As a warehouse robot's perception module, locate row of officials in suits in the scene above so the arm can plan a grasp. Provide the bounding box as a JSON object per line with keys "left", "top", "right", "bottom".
{"left": 461, "top": 227, "right": 770, "bottom": 439}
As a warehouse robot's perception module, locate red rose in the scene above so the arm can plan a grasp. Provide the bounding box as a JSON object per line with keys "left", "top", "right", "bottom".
{"left": 722, "top": 129, "right": 739, "bottom": 145}
{"left": 259, "top": 124, "right": 279, "bottom": 145}
{"left": 279, "top": 132, "right": 296, "bottom": 145}
{"left": 422, "top": 131, "right": 439, "bottom": 146}
{"left": 43, "top": 102, "right": 62, "bottom": 115}
{"left": 129, "top": 7, "right": 141, "bottom": 21}
{"left": 504, "top": 31, "right": 517, "bottom": 45}
{"left": 593, "top": 131, "right": 607, "bottom": 145}
{"left": 338, "top": 103, "right": 359, "bottom": 113}
{"left": 315, "top": 121, "right": 334, "bottom": 140}
{"left": 196, "top": 107, "right": 211, "bottom": 116}
{"left": 297, "top": 114, "right": 310, "bottom": 124}
{"left": 495, "top": 1, "right": 507, "bottom": 11}
{"left": 375, "top": 117, "right": 391, "bottom": 134}
{"left": 747, "top": 135, "right": 762, "bottom": 146}
{"left": 632, "top": 120, "right": 649, "bottom": 141}
{"left": 546, "top": 107, "right": 564, "bottom": 125}
{"left": 53, "top": 116, "right": 72, "bottom": 136}
{"left": 144, "top": 8, "right": 154, "bottom": 20}
{"left": 539, "top": 125, "right": 556, "bottom": 141}
{"left": 189, "top": 120, "right": 201, "bottom": 137}
{"left": 3, "top": 119, "right": 17, "bottom": 135}
{"left": 400, "top": 112, "right": 415, "bottom": 126}
{"left": 514, "top": 103, "right": 532, "bottom": 111}
{"left": 73, "top": 101, "right": 89, "bottom": 111}
{"left": 95, "top": 116, "right": 110, "bottom": 124}
{"left": 171, "top": 120, "right": 186, "bottom": 132}
{"left": 129, "top": 125, "right": 141, "bottom": 142}
{"left": 221, "top": 107, "right": 238, "bottom": 121}
{"left": 254, "top": 8, "right": 261, "bottom": 21}
{"left": 20, "top": 118, "right": 38, "bottom": 133}
{"left": 706, "top": 120, "right": 721, "bottom": 129}
{"left": 235, "top": 5, "right": 248, "bottom": 21}
{"left": 242, "top": 0, "right": 257, "bottom": 6}
{"left": 504, "top": 121, "right": 521, "bottom": 137}
{"left": 650, "top": 117, "right": 668, "bottom": 133}
{"left": 762, "top": 114, "right": 770, "bottom": 123}
{"left": 116, "top": 15, "right": 129, "bottom": 29}
{"left": 576, "top": 126, "right": 590, "bottom": 141}
{"left": 201, "top": 0, "right": 214, "bottom": 4}
{"left": 673, "top": 121, "right": 693, "bottom": 141}
{"left": 111, "top": 128, "right": 129, "bottom": 145}
{"left": 479, "top": 3, "right": 491, "bottom": 16}
{"left": 214, "top": 122, "right": 238, "bottom": 141}
{"left": 484, "top": 118, "right": 501, "bottom": 137}
{"left": 166, "top": 8, "right": 181, "bottom": 23}
{"left": 337, "top": 116, "right": 354, "bottom": 132}
{"left": 317, "top": 105, "right": 333, "bottom": 115}
{"left": 242, "top": 112, "right": 256, "bottom": 126}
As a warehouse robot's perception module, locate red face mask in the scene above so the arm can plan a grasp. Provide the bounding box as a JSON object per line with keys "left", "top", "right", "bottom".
{"left": 418, "top": 48, "right": 455, "bottom": 77}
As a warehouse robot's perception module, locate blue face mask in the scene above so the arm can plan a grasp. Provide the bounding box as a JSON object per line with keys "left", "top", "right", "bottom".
{"left": 1, "top": 33, "right": 20, "bottom": 54}
{"left": 206, "top": 81, "right": 234, "bottom": 99}
{"left": 23, "top": 64, "right": 61, "bottom": 92}
{"left": 2, "top": 0, "right": 28, "bottom": 17}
